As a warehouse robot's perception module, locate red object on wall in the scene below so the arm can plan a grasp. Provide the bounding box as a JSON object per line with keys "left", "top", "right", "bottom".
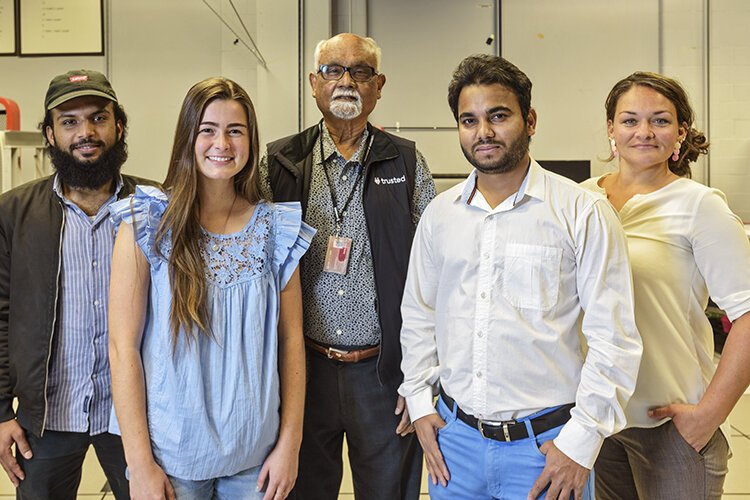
{"left": 0, "top": 97, "right": 20, "bottom": 131}
{"left": 721, "top": 315, "right": 732, "bottom": 334}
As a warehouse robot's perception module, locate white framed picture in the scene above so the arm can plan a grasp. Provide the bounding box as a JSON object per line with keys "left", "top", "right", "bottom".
{"left": 19, "top": 0, "right": 103, "bottom": 56}
{"left": 0, "top": 0, "right": 17, "bottom": 56}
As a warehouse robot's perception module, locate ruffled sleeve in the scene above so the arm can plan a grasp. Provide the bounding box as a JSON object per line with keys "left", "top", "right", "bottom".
{"left": 109, "top": 185, "right": 169, "bottom": 266}
{"left": 272, "top": 202, "right": 315, "bottom": 289}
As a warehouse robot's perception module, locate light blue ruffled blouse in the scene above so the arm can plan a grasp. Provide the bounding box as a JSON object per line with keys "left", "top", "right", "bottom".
{"left": 108, "top": 186, "right": 314, "bottom": 480}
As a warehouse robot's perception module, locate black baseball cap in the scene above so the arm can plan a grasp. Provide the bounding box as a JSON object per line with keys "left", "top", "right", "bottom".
{"left": 44, "top": 69, "right": 118, "bottom": 110}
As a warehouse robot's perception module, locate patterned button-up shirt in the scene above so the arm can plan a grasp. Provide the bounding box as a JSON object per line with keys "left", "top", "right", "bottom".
{"left": 260, "top": 125, "right": 435, "bottom": 347}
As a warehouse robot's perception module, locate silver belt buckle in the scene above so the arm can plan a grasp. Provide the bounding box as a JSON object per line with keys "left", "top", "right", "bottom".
{"left": 478, "top": 420, "right": 489, "bottom": 439}
{"left": 502, "top": 421, "right": 513, "bottom": 442}
{"left": 478, "top": 419, "right": 515, "bottom": 441}
{"left": 326, "top": 347, "right": 348, "bottom": 359}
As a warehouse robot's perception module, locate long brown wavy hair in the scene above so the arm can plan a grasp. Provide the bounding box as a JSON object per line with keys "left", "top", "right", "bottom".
{"left": 156, "top": 77, "right": 261, "bottom": 347}
{"left": 605, "top": 71, "right": 709, "bottom": 178}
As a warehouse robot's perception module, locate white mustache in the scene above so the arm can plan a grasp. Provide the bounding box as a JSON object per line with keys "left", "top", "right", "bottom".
{"left": 332, "top": 88, "right": 361, "bottom": 101}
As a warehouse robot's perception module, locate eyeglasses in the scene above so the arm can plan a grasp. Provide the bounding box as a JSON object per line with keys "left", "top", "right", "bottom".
{"left": 317, "top": 64, "right": 378, "bottom": 83}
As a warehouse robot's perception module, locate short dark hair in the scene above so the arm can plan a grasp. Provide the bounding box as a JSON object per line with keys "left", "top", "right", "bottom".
{"left": 39, "top": 99, "right": 129, "bottom": 147}
{"left": 448, "top": 54, "right": 532, "bottom": 121}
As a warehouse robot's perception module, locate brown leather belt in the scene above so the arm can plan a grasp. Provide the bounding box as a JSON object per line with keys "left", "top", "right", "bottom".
{"left": 305, "top": 338, "right": 380, "bottom": 363}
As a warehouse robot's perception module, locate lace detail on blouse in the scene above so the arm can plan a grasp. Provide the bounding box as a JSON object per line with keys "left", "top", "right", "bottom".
{"left": 199, "top": 205, "right": 272, "bottom": 286}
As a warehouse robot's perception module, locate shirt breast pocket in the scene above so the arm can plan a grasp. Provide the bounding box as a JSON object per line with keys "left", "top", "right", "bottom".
{"left": 501, "top": 243, "right": 562, "bottom": 311}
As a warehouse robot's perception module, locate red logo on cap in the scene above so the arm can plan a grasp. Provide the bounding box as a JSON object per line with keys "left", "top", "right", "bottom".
{"left": 69, "top": 75, "right": 89, "bottom": 83}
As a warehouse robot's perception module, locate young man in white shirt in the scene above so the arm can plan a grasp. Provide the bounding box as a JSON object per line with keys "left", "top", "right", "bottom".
{"left": 398, "top": 54, "right": 643, "bottom": 500}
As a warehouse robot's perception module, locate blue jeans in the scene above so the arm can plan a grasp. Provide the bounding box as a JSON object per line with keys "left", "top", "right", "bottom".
{"left": 168, "top": 465, "right": 263, "bottom": 500}
{"left": 429, "top": 396, "right": 595, "bottom": 500}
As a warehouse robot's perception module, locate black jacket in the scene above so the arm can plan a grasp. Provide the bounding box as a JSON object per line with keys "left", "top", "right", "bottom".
{"left": 265, "top": 124, "right": 417, "bottom": 385}
{"left": 0, "top": 174, "right": 149, "bottom": 437}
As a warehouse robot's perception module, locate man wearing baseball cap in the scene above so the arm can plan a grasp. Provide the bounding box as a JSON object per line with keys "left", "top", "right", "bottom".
{"left": 0, "top": 69, "right": 150, "bottom": 499}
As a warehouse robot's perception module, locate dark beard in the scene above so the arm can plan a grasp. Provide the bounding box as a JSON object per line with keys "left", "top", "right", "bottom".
{"left": 462, "top": 132, "right": 530, "bottom": 175}
{"left": 48, "top": 138, "right": 128, "bottom": 189}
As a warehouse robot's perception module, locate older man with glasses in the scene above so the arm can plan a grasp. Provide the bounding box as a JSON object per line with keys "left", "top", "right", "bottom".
{"left": 258, "top": 33, "right": 436, "bottom": 499}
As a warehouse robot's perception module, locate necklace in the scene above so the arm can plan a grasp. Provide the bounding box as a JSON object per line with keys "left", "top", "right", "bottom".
{"left": 211, "top": 191, "right": 237, "bottom": 252}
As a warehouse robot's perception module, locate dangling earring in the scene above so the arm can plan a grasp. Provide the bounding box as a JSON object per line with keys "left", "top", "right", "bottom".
{"left": 671, "top": 141, "right": 682, "bottom": 162}
{"left": 609, "top": 137, "right": 617, "bottom": 156}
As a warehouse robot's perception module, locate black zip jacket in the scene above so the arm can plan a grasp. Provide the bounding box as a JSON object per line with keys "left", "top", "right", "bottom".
{"left": 265, "top": 124, "right": 417, "bottom": 385}
{"left": 0, "top": 174, "right": 150, "bottom": 437}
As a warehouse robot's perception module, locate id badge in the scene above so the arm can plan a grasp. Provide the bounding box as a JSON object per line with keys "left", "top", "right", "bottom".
{"left": 323, "top": 235, "right": 352, "bottom": 275}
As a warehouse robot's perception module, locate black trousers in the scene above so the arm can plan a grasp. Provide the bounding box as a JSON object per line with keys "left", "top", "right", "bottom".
{"left": 292, "top": 348, "right": 422, "bottom": 500}
{"left": 16, "top": 430, "right": 129, "bottom": 500}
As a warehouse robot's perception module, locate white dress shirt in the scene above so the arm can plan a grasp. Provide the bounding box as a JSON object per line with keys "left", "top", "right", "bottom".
{"left": 399, "top": 160, "right": 642, "bottom": 469}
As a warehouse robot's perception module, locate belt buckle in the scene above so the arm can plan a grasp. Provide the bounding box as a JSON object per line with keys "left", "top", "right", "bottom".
{"left": 501, "top": 421, "right": 515, "bottom": 442}
{"left": 326, "top": 347, "right": 348, "bottom": 359}
{"left": 478, "top": 419, "right": 515, "bottom": 441}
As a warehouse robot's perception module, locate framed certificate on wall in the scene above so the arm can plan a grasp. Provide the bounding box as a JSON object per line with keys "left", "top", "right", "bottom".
{"left": 19, "top": 0, "right": 103, "bottom": 56}
{"left": 0, "top": 0, "right": 17, "bottom": 55}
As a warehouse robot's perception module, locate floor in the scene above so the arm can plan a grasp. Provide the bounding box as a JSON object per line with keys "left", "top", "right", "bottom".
{"left": 2, "top": 395, "right": 750, "bottom": 498}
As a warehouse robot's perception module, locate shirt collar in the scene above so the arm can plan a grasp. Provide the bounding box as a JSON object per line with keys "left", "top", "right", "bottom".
{"left": 458, "top": 158, "right": 546, "bottom": 208}
{"left": 319, "top": 123, "right": 371, "bottom": 165}
{"left": 523, "top": 158, "right": 546, "bottom": 202}
{"left": 53, "top": 173, "right": 125, "bottom": 204}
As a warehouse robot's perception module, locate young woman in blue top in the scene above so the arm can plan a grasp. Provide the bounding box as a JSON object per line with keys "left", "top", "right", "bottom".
{"left": 108, "top": 77, "right": 313, "bottom": 499}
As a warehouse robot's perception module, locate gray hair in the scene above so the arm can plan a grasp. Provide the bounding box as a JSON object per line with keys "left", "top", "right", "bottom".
{"left": 313, "top": 34, "right": 382, "bottom": 71}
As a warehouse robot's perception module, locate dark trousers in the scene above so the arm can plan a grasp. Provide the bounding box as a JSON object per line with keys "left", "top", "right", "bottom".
{"left": 292, "top": 348, "right": 422, "bottom": 500}
{"left": 595, "top": 421, "right": 729, "bottom": 500}
{"left": 16, "top": 430, "right": 129, "bottom": 500}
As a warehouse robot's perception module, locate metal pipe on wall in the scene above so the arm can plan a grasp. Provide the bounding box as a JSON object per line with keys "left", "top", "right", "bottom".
{"left": 703, "top": 0, "right": 711, "bottom": 185}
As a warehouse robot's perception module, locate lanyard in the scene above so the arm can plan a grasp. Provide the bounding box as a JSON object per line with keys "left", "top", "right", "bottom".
{"left": 319, "top": 121, "right": 374, "bottom": 234}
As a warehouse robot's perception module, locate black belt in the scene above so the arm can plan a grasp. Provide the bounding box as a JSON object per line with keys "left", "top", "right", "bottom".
{"left": 440, "top": 389, "right": 574, "bottom": 442}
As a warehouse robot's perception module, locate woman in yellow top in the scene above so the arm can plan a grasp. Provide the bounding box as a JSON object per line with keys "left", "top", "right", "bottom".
{"left": 582, "top": 71, "right": 750, "bottom": 500}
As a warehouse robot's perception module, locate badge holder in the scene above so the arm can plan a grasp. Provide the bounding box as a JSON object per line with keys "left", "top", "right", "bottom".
{"left": 323, "top": 235, "right": 352, "bottom": 275}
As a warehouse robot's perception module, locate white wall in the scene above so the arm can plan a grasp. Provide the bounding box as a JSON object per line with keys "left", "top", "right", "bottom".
{"left": 0, "top": 0, "right": 296, "bottom": 184}
{"left": 661, "top": 0, "right": 708, "bottom": 185}
{"left": 110, "top": 0, "right": 299, "bottom": 181}
{"left": 502, "top": 0, "right": 658, "bottom": 178}
{"left": 2, "top": 1, "right": 749, "bottom": 220}
{"left": 301, "top": 0, "right": 331, "bottom": 130}
{"left": 255, "top": 0, "right": 299, "bottom": 146}
{"left": 367, "top": 0, "right": 497, "bottom": 182}
{"left": 709, "top": 0, "right": 750, "bottom": 221}
{"left": 109, "top": 0, "right": 222, "bottom": 181}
